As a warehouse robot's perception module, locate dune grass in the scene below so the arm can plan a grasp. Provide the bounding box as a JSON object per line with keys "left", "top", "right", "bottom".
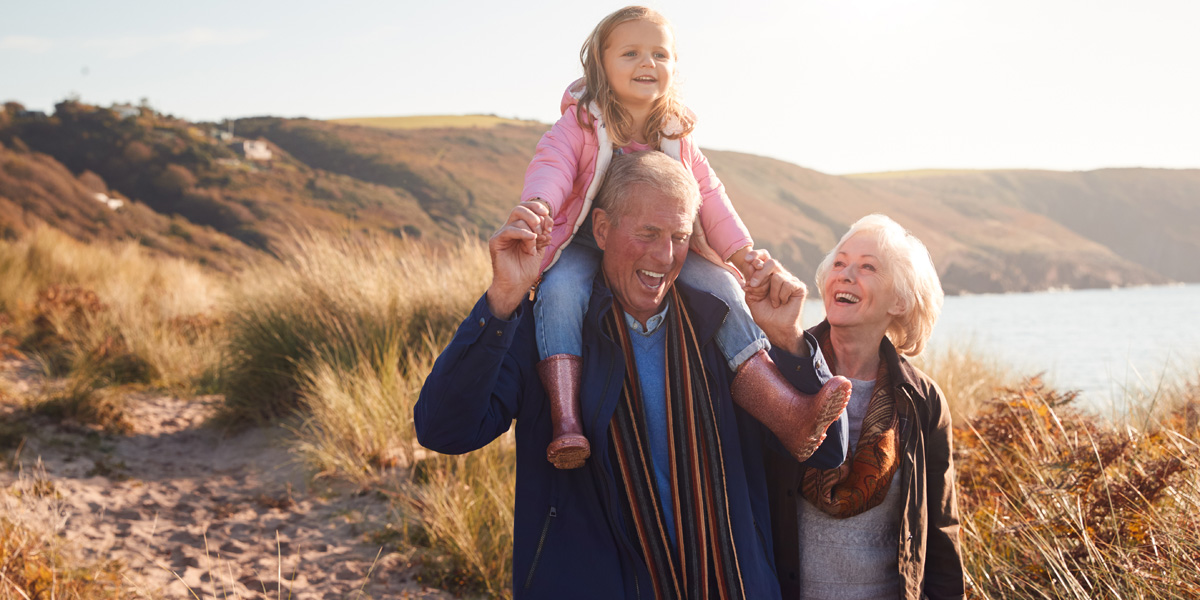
{"left": 218, "top": 229, "right": 489, "bottom": 424}
{"left": 216, "top": 228, "right": 516, "bottom": 594}
{"left": 392, "top": 436, "right": 517, "bottom": 599}
{"left": 5, "top": 225, "right": 1200, "bottom": 599}
{"left": 0, "top": 228, "right": 226, "bottom": 426}
{"left": 955, "top": 377, "right": 1200, "bottom": 598}
{"left": 915, "top": 341, "right": 1021, "bottom": 423}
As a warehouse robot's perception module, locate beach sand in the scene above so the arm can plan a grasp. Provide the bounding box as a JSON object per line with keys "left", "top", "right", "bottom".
{"left": 0, "top": 357, "right": 454, "bottom": 599}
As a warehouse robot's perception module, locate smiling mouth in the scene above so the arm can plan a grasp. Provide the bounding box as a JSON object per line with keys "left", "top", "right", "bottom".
{"left": 637, "top": 269, "right": 665, "bottom": 289}
{"left": 633, "top": 76, "right": 657, "bottom": 83}
{"left": 835, "top": 292, "right": 860, "bottom": 304}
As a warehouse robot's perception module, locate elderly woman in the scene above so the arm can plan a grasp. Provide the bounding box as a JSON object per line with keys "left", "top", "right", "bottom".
{"left": 763, "top": 214, "right": 964, "bottom": 600}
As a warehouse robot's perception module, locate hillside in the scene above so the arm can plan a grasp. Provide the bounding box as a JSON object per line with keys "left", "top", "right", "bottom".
{"left": 709, "top": 153, "right": 1177, "bottom": 293}
{"left": 0, "top": 136, "right": 255, "bottom": 272}
{"left": 846, "top": 168, "right": 1200, "bottom": 285}
{"left": 0, "top": 101, "right": 465, "bottom": 270}
{"left": 0, "top": 100, "right": 1192, "bottom": 293}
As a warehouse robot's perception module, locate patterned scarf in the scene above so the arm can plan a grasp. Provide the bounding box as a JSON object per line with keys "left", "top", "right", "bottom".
{"left": 800, "top": 329, "right": 901, "bottom": 519}
{"left": 604, "top": 285, "right": 746, "bottom": 600}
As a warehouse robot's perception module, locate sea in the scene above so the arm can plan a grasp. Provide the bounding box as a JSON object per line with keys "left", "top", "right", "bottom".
{"left": 802, "top": 284, "right": 1200, "bottom": 414}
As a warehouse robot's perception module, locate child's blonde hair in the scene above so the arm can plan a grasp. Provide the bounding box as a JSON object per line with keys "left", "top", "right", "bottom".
{"left": 577, "top": 6, "right": 695, "bottom": 148}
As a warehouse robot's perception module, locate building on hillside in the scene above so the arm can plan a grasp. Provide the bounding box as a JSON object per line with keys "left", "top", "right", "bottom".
{"left": 231, "top": 140, "right": 272, "bottom": 162}
{"left": 92, "top": 192, "right": 124, "bottom": 211}
{"left": 112, "top": 104, "right": 140, "bottom": 119}
{"left": 16, "top": 109, "right": 47, "bottom": 119}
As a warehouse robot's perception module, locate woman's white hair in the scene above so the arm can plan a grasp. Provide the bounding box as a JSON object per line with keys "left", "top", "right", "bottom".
{"left": 815, "top": 214, "right": 944, "bottom": 357}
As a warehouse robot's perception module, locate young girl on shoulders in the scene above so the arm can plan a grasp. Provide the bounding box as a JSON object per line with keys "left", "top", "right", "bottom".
{"left": 520, "top": 5, "right": 851, "bottom": 469}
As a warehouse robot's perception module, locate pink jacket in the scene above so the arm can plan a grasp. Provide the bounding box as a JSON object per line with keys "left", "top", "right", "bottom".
{"left": 522, "top": 79, "right": 753, "bottom": 279}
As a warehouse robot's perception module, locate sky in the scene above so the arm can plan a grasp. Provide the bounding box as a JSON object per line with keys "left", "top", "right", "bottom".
{"left": 3, "top": 0, "right": 1198, "bottom": 175}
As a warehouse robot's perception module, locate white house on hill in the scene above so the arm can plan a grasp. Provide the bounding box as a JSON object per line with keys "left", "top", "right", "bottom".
{"left": 232, "top": 140, "right": 272, "bottom": 161}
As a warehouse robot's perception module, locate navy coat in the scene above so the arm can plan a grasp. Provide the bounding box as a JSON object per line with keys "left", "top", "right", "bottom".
{"left": 415, "top": 279, "right": 846, "bottom": 599}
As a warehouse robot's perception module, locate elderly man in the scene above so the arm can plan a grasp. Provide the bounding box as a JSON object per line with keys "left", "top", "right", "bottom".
{"left": 415, "top": 151, "right": 846, "bottom": 599}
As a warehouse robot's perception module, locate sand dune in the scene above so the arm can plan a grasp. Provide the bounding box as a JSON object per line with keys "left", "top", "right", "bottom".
{"left": 0, "top": 357, "right": 452, "bottom": 599}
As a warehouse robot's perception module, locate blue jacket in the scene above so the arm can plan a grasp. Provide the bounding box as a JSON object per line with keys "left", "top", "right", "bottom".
{"left": 415, "top": 279, "right": 846, "bottom": 599}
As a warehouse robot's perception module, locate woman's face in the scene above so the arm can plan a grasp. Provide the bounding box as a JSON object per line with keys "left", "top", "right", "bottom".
{"left": 822, "top": 232, "right": 905, "bottom": 332}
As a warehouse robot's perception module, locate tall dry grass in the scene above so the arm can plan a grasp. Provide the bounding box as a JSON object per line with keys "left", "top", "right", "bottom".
{"left": 219, "top": 229, "right": 489, "bottom": 422}
{"left": 9, "top": 224, "right": 1200, "bottom": 599}
{"left": 290, "top": 332, "right": 443, "bottom": 485}
{"left": 220, "top": 229, "right": 516, "bottom": 595}
{"left": 956, "top": 378, "right": 1200, "bottom": 598}
{"left": 0, "top": 227, "right": 226, "bottom": 394}
{"left": 392, "top": 438, "right": 517, "bottom": 599}
{"left": 916, "top": 341, "right": 1021, "bottom": 422}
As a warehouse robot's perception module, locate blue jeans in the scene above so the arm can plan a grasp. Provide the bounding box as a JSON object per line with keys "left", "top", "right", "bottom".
{"left": 535, "top": 236, "right": 769, "bottom": 372}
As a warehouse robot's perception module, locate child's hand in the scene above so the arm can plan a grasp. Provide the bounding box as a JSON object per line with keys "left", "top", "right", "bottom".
{"left": 525, "top": 198, "right": 554, "bottom": 251}
{"left": 743, "top": 248, "right": 807, "bottom": 308}
{"left": 729, "top": 245, "right": 755, "bottom": 284}
{"left": 742, "top": 249, "right": 808, "bottom": 354}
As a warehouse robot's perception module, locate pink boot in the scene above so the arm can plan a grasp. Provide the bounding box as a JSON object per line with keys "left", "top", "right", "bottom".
{"left": 731, "top": 349, "right": 851, "bottom": 461}
{"left": 537, "top": 354, "right": 591, "bottom": 469}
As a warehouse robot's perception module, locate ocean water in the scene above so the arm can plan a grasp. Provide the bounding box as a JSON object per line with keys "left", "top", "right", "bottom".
{"left": 802, "top": 284, "right": 1200, "bottom": 411}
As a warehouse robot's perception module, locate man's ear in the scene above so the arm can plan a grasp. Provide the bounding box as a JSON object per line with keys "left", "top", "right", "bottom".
{"left": 592, "top": 208, "right": 610, "bottom": 251}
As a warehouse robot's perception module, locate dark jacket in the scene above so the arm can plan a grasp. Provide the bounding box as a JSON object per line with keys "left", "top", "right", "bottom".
{"left": 767, "top": 321, "right": 965, "bottom": 600}
{"left": 415, "top": 280, "right": 846, "bottom": 599}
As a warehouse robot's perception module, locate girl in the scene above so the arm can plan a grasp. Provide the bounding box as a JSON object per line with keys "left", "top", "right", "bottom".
{"left": 522, "top": 5, "right": 851, "bottom": 469}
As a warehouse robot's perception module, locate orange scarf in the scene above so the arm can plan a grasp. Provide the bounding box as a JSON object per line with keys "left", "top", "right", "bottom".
{"left": 800, "top": 333, "right": 900, "bottom": 518}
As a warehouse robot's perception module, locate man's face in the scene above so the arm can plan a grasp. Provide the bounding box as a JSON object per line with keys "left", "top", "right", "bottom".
{"left": 593, "top": 183, "right": 693, "bottom": 325}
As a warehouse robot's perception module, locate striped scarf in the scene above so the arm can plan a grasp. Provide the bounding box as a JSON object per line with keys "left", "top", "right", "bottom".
{"left": 604, "top": 285, "right": 746, "bottom": 600}
{"left": 800, "top": 330, "right": 900, "bottom": 518}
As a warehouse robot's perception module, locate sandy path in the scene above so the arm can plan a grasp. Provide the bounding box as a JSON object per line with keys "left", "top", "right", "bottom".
{"left": 0, "top": 358, "right": 454, "bottom": 599}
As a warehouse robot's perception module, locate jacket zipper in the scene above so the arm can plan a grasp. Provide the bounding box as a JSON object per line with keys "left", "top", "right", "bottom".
{"left": 523, "top": 505, "right": 556, "bottom": 590}
{"left": 753, "top": 519, "right": 777, "bottom": 577}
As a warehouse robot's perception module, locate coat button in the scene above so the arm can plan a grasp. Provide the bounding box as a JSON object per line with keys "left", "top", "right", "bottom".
{"left": 478, "top": 318, "right": 486, "bottom": 327}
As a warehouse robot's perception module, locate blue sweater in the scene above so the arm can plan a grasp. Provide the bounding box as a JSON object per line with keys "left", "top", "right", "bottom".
{"left": 415, "top": 279, "right": 847, "bottom": 599}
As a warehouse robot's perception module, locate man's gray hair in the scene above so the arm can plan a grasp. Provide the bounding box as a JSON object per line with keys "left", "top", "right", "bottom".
{"left": 593, "top": 150, "right": 701, "bottom": 225}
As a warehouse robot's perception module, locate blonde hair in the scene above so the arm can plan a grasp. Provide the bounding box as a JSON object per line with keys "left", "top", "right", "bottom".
{"left": 815, "top": 214, "right": 945, "bottom": 357}
{"left": 577, "top": 6, "right": 695, "bottom": 148}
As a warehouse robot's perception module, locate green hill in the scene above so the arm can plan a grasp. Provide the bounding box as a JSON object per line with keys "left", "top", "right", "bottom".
{"left": 1, "top": 102, "right": 1192, "bottom": 293}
